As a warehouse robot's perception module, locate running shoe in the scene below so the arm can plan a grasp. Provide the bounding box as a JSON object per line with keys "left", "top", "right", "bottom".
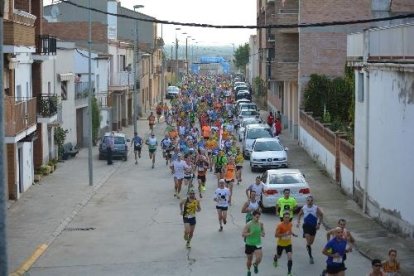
{"left": 223, "top": 218, "right": 227, "bottom": 225}
{"left": 253, "top": 263, "right": 259, "bottom": 274}
{"left": 287, "top": 273, "right": 292, "bottom": 276}
{"left": 310, "top": 257, "right": 314, "bottom": 264}
{"left": 201, "top": 184, "right": 206, "bottom": 191}
{"left": 273, "top": 259, "right": 278, "bottom": 268}
{"left": 219, "top": 226, "right": 223, "bottom": 232}
{"left": 199, "top": 193, "right": 203, "bottom": 198}
{"left": 247, "top": 271, "right": 251, "bottom": 276}
{"left": 186, "top": 241, "right": 191, "bottom": 248}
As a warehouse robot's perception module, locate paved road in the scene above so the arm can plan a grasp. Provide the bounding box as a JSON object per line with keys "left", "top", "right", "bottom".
{"left": 26, "top": 121, "right": 371, "bottom": 276}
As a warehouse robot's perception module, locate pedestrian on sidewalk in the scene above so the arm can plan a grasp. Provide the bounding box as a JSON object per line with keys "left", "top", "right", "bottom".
{"left": 296, "top": 195, "right": 324, "bottom": 264}
{"left": 382, "top": 248, "right": 401, "bottom": 275}
{"left": 367, "top": 259, "right": 386, "bottom": 276}
{"left": 180, "top": 189, "right": 201, "bottom": 249}
{"left": 273, "top": 211, "right": 298, "bottom": 276}
{"left": 322, "top": 227, "right": 350, "bottom": 276}
{"left": 242, "top": 210, "right": 265, "bottom": 276}
{"left": 106, "top": 132, "right": 115, "bottom": 165}
{"left": 267, "top": 111, "right": 275, "bottom": 127}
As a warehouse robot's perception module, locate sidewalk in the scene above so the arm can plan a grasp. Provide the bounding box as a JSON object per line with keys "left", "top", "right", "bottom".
{"left": 6, "top": 115, "right": 152, "bottom": 274}
{"left": 262, "top": 111, "right": 414, "bottom": 275}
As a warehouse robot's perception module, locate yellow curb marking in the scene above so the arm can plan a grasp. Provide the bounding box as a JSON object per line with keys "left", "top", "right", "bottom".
{"left": 10, "top": 243, "right": 48, "bottom": 276}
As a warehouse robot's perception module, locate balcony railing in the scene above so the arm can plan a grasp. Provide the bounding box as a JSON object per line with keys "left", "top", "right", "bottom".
{"left": 110, "top": 71, "right": 134, "bottom": 87}
{"left": 4, "top": 97, "right": 37, "bottom": 137}
{"left": 96, "top": 91, "right": 110, "bottom": 108}
{"left": 75, "top": 81, "right": 94, "bottom": 99}
{"left": 36, "top": 35, "right": 57, "bottom": 55}
{"left": 37, "top": 95, "right": 58, "bottom": 117}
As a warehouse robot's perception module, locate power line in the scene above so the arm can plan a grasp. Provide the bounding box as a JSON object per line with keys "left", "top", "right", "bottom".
{"left": 60, "top": 0, "right": 414, "bottom": 29}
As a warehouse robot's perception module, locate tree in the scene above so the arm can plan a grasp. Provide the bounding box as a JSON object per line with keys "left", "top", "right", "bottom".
{"left": 233, "top": 43, "right": 250, "bottom": 73}
{"left": 92, "top": 97, "right": 101, "bottom": 146}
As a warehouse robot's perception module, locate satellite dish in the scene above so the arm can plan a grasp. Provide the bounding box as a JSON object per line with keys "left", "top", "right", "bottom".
{"left": 50, "top": 5, "right": 60, "bottom": 19}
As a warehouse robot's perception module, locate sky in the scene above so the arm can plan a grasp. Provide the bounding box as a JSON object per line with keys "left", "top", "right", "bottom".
{"left": 44, "top": 0, "right": 257, "bottom": 47}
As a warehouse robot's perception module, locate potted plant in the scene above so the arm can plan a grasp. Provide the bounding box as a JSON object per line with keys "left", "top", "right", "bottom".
{"left": 34, "top": 168, "right": 42, "bottom": 182}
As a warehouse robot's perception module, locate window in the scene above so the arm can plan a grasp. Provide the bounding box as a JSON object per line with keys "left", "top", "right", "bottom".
{"left": 357, "top": 72, "right": 364, "bottom": 102}
{"left": 61, "top": 81, "right": 67, "bottom": 100}
{"left": 119, "top": 55, "right": 126, "bottom": 71}
{"left": 16, "top": 85, "right": 22, "bottom": 100}
{"left": 48, "top": 82, "right": 51, "bottom": 95}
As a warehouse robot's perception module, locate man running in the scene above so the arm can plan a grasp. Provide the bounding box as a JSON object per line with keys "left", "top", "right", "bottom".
{"left": 274, "top": 211, "right": 298, "bottom": 276}
{"left": 296, "top": 195, "right": 324, "bottom": 264}
{"left": 180, "top": 189, "right": 201, "bottom": 249}
{"left": 160, "top": 134, "right": 172, "bottom": 165}
{"left": 214, "top": 179, "right": 231, "bottom": 232}
{"left": 322, "top": 227, "right": 350, "bottom": 276}
{"left": 241, "top": 191, "right": 261, "bottom": 223}
{"left": 276, "top": 188, "right": 297, "bottom": 221}
{"left": 131, "top": 132, "right": 143, "bottom": 165}
{"left": 171, "top": 153, "right": 188, "bottom": 199}
{"left": 148, "top": 111, "right": 156, "bottom": 131}
{"left": 214, "top": 149, "right": 227, "bottom": 183}
{"left": 145, "top": 133, "right": 158, "bottom": 169}
{"left": 195, "top": 151, "right": 209, "bottom": 198}
{"left": 242, "top": 210, "right": 265, "bottom": 276}
{"left": 224, "top": 156, "right": 236, "bottom": 205}
{"left": 246, "top": 176, "right": 265, "bottom": 204}
{"left": 235, "top": 147, "right": 244, "bottom": 185}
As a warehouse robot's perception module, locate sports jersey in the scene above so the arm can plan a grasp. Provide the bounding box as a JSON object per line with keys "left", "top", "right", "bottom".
{"left": 183, "top": 199, "right": 199, "bottom": 218}
{"left": 215, "top": 188, "right": 231, "bottom": 207}
{"left": 324, "top": 238, "right": 347, "bottom": 267}
{"left": 172, "top": 160, "right": 188, "bottom": 179}
{"left": 248, "top": 183, "right": 264, "bottom": 201}
{"left": 277, "top": 196, "right": 297, "bottom": 218}
{"left": 224, "top": 163, "right": 236, "bottom": 181}
{"left": 276, "top": 222, "right": 293, "bottom": 247}
{"left": 132, "top": 136, "right": 142, "bottom": 147}
{"left": 302, "top": 204, "right": 318, "bottom": 226}
{"left": 246, "top": 221, "right": 262, "bottom": 247}
{"left": 147, "top": 137, "right": 157, "bottom": 150}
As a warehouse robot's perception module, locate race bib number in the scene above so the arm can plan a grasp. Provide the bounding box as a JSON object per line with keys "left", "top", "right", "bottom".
{"left": 333, "top": 257, "right": 343, "bottom": 263}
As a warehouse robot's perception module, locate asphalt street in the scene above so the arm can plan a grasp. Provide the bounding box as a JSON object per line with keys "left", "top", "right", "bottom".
{"left": 24, "top": 120, "right": 372, "bottom": 276}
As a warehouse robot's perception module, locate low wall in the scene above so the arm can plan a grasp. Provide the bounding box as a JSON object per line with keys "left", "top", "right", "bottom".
{"left": 299, "top": 110, "right": 354, "bottom": 195}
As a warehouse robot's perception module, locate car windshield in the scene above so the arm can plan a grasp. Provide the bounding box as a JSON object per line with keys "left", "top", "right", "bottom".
{"left": 269, "top": 174, "right": 304, "bottom": 185}
{"left": 236, "top": 86, "right": 248, "bottom": 91}
{"left": 254, "top": 140, "right": 282, "bottom": 151}
{"left": 240, "top": 105, "right": 257, "bottom": 111}
{"left": 242, "top": 120, "right": 258, "bottom": 127}
{"left": 241, "top": 111, "right": 258, "bottom": 116}
{"left": 104, "top": 136, "right": 125, "bottom": 144}
{"left": 246, "top": 128, "right": 272, "bottom": 139}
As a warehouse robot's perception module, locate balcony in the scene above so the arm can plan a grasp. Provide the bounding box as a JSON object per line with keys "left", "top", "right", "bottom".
{"left": 4, "top": 97, "right": 37, "bottom": 137}
{"left": 110, "top": 71, "right": 134, "bottom": 88}
{"left": 3, "top": 10, "right": 36, "bottom": 47}
{"left": 33, "top": 35, "right": 57, "bottom": 60}
{"left": 75, "top": 81, "right": 94, "bottom": 108}
{"left": 271, "top": 61, "right": 298, "bottom": 82}
{"left": 37, "top": 95, "right": 58, "bottom": 124}
{"left": 96, "top": 91, "right": 110, "bottom": 108}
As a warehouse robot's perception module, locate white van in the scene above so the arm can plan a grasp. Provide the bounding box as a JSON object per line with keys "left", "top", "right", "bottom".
{"left": 166, "top": 86, "right": 180, "bottom": 99}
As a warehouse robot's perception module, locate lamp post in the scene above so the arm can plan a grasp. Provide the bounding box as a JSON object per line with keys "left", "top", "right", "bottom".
{"left": 133, "top": 4, "right": 144, "bottom": 134}
{"left": 87, "top": 0, "right": 93, "bottom": 186}
{"left": 185, "top": 36, "right": 190, "bottom": 75}
{"left": 175, "top": 27, "right": 181, "bottom": 82}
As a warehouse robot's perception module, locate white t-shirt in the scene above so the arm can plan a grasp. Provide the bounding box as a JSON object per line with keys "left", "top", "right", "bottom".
{"left": 248, "top": 183, "right": 264, "bottom": 201}
{"left": 215, "top": 188, "right": 231, "bottom": 207}
{"left": 147, "top": 137, "right": 157, "bottom": 149}
{"left": 172, "top": 160, "right": 188, "bottom": 179}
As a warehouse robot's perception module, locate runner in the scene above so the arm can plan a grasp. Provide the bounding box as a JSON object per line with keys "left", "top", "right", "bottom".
{"left": 195, "top": 150, "right": 209, "bottom": 198}
{"left": 147, "top": 111, "right": 156, "bottom": 131}
{"left": 246, "top": 176, "right": 265, "bottom": 204}
{"left": 183, "top": 153, "right": 194, "bottom": 189}
{"left": 214, "top": 179, "right": 231, "bottom": 232}
{"left": 235, "top": 147, "right": 244, "bottom": 185}
{"left": 223, "top": 156, "right": 236, "bottom": 205}
{"left": 382, "top": 248, "right": 400, "bottom": 275}
{"left": 156, "top": 102, "right": 163, "bottom": 123}
{"left": 160, "top": 134, "right": 172, "bottom": 165}
{"left": 242, "top": 210, "right": 265, "bottom": 276}
{"left": 322, "top": 227, "right": 350, "bottom": 276}
{"left": 368, "top": 259, "right": 386, "bottom": 276}
{"left": 179, "top": 189, "right": 201, "bottom": 249}
{"left": 276, "top": 188, "right": 297, "bottom": 221}
{"left": 130, "top": 132, "right": 143, "bottom": 165}
{"left": 214, "top": 149, "right": 227, "bottom": 183}
{"left": 296, "top": 195, "right": 324, "bottom": 264}
{"left": 170, "top": 153, "right": 188, "bottom": 199}
{"left": 145, "top": 133, "right": 158, "bottom": 169}
{"left": 241, "top": 191, "right": 261, "bottom": 223}
{"left": 274, "top": 211, "right": 298, "bottom": 276}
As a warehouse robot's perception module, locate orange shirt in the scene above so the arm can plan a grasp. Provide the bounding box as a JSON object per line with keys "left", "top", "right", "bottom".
{"left": 169, "top": 130, "right": 178, "bottom": 139}
{"left": 224, "top": 163, "right": 236, "bottom": 181}
{"left": 206, "top": 140, "right": 217, "bottom": 150}
{"left": 202, "top": 125, "right": 211, "bottom": 138}
{"left": 276, "top": 222, "right": 293, "bottom": 246}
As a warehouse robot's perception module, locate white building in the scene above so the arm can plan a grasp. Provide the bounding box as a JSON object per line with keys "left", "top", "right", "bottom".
{"left": 347, "top": 23, "right": 414, "bottom": 237}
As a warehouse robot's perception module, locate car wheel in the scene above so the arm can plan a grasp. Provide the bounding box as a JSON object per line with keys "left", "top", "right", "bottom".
{"left": 250, "top": 164, "right": 256, "bottom": 173}
{"left": 124, "top": 155, "right": 128, "bottom": 161}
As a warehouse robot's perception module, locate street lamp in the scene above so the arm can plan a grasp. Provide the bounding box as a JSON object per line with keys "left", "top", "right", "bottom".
{"left": 133, "top": 4, "right": 144, "bottom": 134}
{"left": 175, "top": 27, "right": 181, "bottom": 82}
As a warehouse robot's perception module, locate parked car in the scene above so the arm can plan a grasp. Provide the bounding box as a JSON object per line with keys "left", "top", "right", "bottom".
{"left": 236, "top": 90, "right": 251, "bottom": 101}
{"left": 242, "top": 124, "right": 273, "bottom": 159}
{"left": 166, "top": 86, "right": 180, "bottom": 99}
{"left": 238, "top": 117, "right": 262, "bottom": 142}
{"left": 237, "top": 102, "right": 258, "bottom": 116}
{"left": 260, "top": 169, "right": 311, "bottom": 212}
{"left": 238, "top": 109, "right": 260, "bottom": 121}
{"left": 250, "top": 137, "right": 288, "bottom": 172}
{"left": 98, "top": 132, "right": 130, "bottom": 161}
{"left": 234, "top": 85, "right": 249, "bottom": 94}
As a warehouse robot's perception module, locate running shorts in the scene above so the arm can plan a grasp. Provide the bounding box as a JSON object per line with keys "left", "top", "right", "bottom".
{"left": 277, "top": 245, "right": 292, "bottom": 255}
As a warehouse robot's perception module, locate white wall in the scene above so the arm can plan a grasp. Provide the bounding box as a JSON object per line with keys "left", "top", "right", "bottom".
{"left": 365, "top": 68, "right": 414, "bottom": 233}
{"left": 18, "top": 142, "right": 34, "bottom": 193}
{"left": 56, "top": 47, "right": 77, "bottom": 145}
{"left": 14, "top": 53, "right": 33, "bottom": 98}
{"left": 299, "top": 127, "right": 336, "bottom": 178}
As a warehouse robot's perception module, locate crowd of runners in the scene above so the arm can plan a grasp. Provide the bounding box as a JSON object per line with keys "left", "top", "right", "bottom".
{"left": 130, "top": 74, "right": 401, "bottom": 276}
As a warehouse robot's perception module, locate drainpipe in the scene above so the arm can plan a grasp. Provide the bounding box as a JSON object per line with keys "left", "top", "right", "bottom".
{"left": 362, "top": 29, "right": 370, "bottom": 214}
{"left": 0, "top": 2, "right": 9, "bottom": 274}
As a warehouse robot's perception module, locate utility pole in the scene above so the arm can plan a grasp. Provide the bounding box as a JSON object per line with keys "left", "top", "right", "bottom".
{"left": 87, "top": 0, "right": 93, "bottom": 186}
{"left": 0, "top": 0, "right": 9, "bottom": 274}
{"left": 175, "top": 27, "right": 180, "bottom": 83}
{"left": 133, "top": 5, "right": 144, "bottom": 133}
